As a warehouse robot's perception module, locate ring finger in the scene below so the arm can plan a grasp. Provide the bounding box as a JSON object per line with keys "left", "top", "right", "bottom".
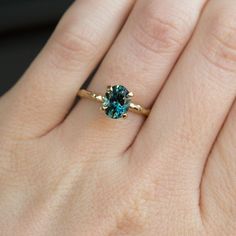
{"left": 65, "top": 0, "right": 207, "bottom": 154}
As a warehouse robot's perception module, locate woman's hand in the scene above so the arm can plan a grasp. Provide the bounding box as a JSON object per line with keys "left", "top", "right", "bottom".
{"left": 0, "top": 0, "right": 236, "bottom": 235}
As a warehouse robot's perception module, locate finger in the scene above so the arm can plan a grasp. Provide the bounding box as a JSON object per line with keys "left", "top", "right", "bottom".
{"left": 64, "top": 0, "right": 206, "bottom": 154}
{"left": 132, "top": 0, "right": 236, "bottom": 201}
{"left": 200, "top": 102, "right": 236, "bottom": 234}
{"left": 1, "top": 0, "right": 135, "bottom": 139}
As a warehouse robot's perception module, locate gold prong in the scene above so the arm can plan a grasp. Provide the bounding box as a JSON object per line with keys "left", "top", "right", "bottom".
{"left": 122, "top": 113, "right": 128, "bottom": 119}
{"left": 100, "top": 106, "right": 107, "bottom": 111}
{"left": 128, "top": 92, "right": 134, "bottom": 97}
{"left": 96, "top": 95, "right": 104, "bottom": 102}
{"left": 107, "top": 86, "right": 113, "bottom": 91}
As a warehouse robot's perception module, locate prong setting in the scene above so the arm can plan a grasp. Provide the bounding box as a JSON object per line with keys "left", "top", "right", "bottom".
{"left": 100, "top": 106, "right": 107, "bottom": 111}
{"left": 107, "top": 86, "right": 113, "bottom": 92}
{"left": 122, "top": 113, "right": 128, "bottom": 119}
{"left": 128, "top": 92, "right": 134, "bottom": 97}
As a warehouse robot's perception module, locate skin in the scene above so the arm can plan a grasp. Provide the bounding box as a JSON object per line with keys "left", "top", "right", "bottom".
{"left": 0, "top": 0, "right": 236, "bottom": 235}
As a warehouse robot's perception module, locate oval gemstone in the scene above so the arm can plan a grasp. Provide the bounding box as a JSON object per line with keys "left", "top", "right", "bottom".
{"left": 103, "top": 85, "right": 131, "bottom": 119}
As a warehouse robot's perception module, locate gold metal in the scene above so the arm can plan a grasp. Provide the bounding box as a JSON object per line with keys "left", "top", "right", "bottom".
{"left": 107, "top": 85, "right": 113, "bottom": 91}
{"left": 78, "top": 89, "right": 150, "bottom": 117}
{"left": 128, "top": 92, "right": 134, "bottom": 97}
{"left": 122, "top": 113, "right": 128, "bottom": 119}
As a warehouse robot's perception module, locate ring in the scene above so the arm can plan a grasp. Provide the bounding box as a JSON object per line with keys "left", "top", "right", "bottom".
{"left": 78, "top": 85, "right": 150, "bottom": 119}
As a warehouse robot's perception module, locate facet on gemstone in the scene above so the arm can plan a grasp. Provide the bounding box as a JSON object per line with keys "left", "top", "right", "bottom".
{"left": 102, "top": 85, "right": 131, "bottom": 119}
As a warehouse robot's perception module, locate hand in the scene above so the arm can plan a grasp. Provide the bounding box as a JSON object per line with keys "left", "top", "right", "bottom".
{"left": 1, "top": 0, "right": 236, "bottom": 235}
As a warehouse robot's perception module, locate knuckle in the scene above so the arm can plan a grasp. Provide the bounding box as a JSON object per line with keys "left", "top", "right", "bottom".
{"left": 202, "top": 11, "right": 236, "bottom": 73}
{"left": 131, "top": 5, "right": 189, "bottom": 54}
{"left": 49, "top": 28, "right": 97, "bottom": 71}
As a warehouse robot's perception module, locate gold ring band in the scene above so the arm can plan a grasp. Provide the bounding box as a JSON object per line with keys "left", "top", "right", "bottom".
{"left": 78, "top": 85, "right": 150, "bottom": 119}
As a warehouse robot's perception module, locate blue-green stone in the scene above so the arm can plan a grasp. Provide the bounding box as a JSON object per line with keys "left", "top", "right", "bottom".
{"left": 103, "top": 85, "right": 131, "bottom": 119}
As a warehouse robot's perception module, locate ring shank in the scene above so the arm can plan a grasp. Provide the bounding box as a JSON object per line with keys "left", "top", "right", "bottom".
{"left": 78, "top": 89, "right": 150, "bottom": 117}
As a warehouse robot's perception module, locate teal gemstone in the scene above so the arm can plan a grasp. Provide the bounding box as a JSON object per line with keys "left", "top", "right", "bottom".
{"left": 103, "top": 85, "right": 131, "bottom": 119}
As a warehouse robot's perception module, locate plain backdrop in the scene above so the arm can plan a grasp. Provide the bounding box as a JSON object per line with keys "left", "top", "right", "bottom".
{"left": 0, "top": 0, "right": 74, "bottom": 96}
